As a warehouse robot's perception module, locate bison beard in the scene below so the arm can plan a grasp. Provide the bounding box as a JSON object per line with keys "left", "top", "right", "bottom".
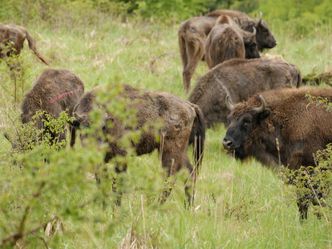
{"left": 223, "top": 87, "right": 332, "bottom": 220}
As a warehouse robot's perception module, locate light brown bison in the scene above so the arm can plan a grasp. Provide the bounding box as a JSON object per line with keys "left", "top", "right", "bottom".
{"left": 223, "top": 87, "right": 332, "bottom": 219}
{"left": 71, "top": 85, "right": 205, "bottom": 206}
{"left": 0, "top": 24, "right": 49, "bottom": 101}
{"left": 179, "top": 10, "right": 272, "bottom": 92}
{"left": 206, "top": 9, "right": 277, "bottom": 51}
{"left": 189, "top": 58, "right": 301, "bottom": 127}
{"left": 0, "top": 24, "right": 48, "bottom": 64}
{"left": 205, "top": 15, "right": 259, "bottom": 69}
{"left": 21, "top": 69, "right": 84, "bottom": 144}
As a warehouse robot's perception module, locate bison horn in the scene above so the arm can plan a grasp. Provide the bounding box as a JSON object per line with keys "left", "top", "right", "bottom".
{"left": 225, "top": 95, "right": 234, "bottom": 111}
{"left": 252, "top": 27, "right": 256, "bottom": 36}
{"left": 252, "top": 95, "right": 266, "bottom": 113}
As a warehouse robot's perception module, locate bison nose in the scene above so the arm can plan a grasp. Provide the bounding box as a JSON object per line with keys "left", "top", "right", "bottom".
{"left": 223, "top": 138, "right": 233, "bottom": 149}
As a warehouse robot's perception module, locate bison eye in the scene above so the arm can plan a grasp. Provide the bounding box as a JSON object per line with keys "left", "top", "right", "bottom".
{"left": 241, "top": 118, "right": 252, "bottom": 130}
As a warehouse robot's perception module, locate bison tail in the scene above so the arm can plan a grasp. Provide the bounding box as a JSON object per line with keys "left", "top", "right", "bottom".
{"left": 190, "top": 105, "right": 206, "bottom": 172}
{"left": 25, "top": 30, "right": 49, "bottom": 65}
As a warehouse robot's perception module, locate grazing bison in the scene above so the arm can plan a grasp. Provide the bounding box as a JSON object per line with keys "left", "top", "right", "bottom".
{"left": 179, "top": 10, "right": 272, "bottom": 92}
{"left": 0, "top": 24, "right": 48, "bottom": 64}
{"left": 71, "top": 85, "right": 205, "bottom": 206}
{"left": 222, "top": 87, "right": 332, "bottom": 219}
{"left": 189, "top": 58, "right": 301, "bottom": 127}
{"left": 206, "top": 9, "right": 277, "bottom": 51}
{"left": 0, "top": 24, "right": 49, "bottom": 101}
{"left": 21, "top": 69, "right": 84, "bottom": 144}
{"left": 205, "top": 15, "right": 259, "bottom": 69}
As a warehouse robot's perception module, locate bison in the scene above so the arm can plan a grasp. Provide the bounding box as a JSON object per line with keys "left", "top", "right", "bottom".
{"left": 0, "top": 24, "right": 49, "bottom": 101}
{"left": 179, "top": 10, "right": 276, "bottom": 92}
{"left": 71, "top": 85, "right": 205, "bottom": 206}
{"left": 0, "top": 24, "right": 48, "bottom": 64}
{"left": 206, "top": 9, "right": 277, "bottom": 51}
{"left": 20, "top": 69, "right": 84, "bottom": 145}
{"left": 205, "top": 15, "right": 259, "bottom": 69}
{"left": 222, "top": 87, "right": 332, "bottom": 219}
{"left": 189, "top": 58, "right": 301, "bottom": 128}
{"left": 179, "top": 16, "right": 258, "bottom": 92}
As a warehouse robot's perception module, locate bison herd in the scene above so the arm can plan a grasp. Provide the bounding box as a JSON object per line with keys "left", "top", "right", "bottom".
{"left": 1, "top": 9, "right": 331, "bottom": 220}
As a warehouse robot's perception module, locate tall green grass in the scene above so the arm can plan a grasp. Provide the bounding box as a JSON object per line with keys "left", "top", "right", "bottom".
{"left": 0, "top": 14, "right": 331, "bottom": 248}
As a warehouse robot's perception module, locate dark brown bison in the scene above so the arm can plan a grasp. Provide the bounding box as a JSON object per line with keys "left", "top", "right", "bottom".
{"left": 0, "top": 24, "right": 49, "bottom": 101}
{"left": 205, "top": 15, "right": 259, "bottom": 69}
{"left": 206, "top": 9, "right": 277, "bottom": 51}
{"left": 189, "top": 58, "right": 301, "bottom": 128}
{"left": 20, "top": 69, "right": 84, "bottom": 144}
{"left": 179, "top": 10, "right": 273, "bottom": 92}
{"left": 71, "top": 85, "right": 205, "bottom": 206}
{"left": 223, "top": 87, "right": 332, "bottom": 219}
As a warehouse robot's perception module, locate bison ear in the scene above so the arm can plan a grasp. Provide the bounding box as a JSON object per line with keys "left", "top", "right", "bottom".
{"left": 257, "top": 109, "right": 270, "bottom": 122}
{"left": 256, "top": 19, "right": 262, "bottom": 28}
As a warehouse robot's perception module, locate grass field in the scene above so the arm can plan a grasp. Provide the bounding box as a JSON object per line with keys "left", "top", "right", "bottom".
{"left": 0, "top": 15, "right": 332, "bottom": 248}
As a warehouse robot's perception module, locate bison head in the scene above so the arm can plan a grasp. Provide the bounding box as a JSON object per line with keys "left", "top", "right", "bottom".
{"left": 255, "top": 19, "right": 276, "bottom": 50}
{"left": 243, "top": 27, "right": 260, "bottom": 59}
{"left": 223, "top": 95, "right": 270, "bottom": 159}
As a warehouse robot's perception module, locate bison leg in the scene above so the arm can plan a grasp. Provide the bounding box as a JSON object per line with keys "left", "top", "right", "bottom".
{"left": 112, "top": 162, "right": 127, "bottom": 206}
{"left": 183, "top": 39, "right": 204, "bottom": 93}
{"left": 184, "top": 157, "right": 197, "bottom": 208}
{"left": 297, "top": 196, "right": 309, "bottom": 220}
{"left": 104, "top": 145, "right": 127, "bottom": 206}
{"left": 158, "top": 156, "right": 177, "bottom": 204}
{"left": 6, "top": 58, "right": 22, "bottom": 102}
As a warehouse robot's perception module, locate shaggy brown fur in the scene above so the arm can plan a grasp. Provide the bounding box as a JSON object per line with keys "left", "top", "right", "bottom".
{"left": 21, "top": 69, "right": 84, "bottom": 143}
{"left": 223, "top": 87, "right": 332, "bottom": 219}
{"left": 179, "top": 10, "right": 270, "bottom": 92}
{"left": 0, "top": 24, "right": 49, "bottom": 101}
{"left": 71, "top": 85, "right": 205, "bottom": 206}
{"left": 0, "top": 24, "right": 48, "bottom": 64}
{"left": 206, "top": 9, "right": 277, "bottom": 50}
{"left": 188, "top": 58, "right": 301, "bottom": 127}
{"left": 178, "top": 16, "right": 216, "bottom": 92}
{"left": 205, "top": 15, "right": 255, "bottom": 69}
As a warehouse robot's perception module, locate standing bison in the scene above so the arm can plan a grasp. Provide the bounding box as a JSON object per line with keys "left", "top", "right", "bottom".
{"left": 20, "top": 69, "right": 84, "bottom": 145}
{"left": 205, "top": 15, "right": 259, "bottom": 69}
{"left": 206, "top": 9, "right": 277, "bottom": 50}
{"left": 0, "top": 24, "right": 48, "bottom": 64}
{"left": 0, "top": 24, "right": 49, "bottom": 101}
{"left": 71, "top": 85, "right": 205, "bottom": 206}
{"left": 179, "top": 10, "right": 276, "bottom": 92}
{"left": 189, "top": 58, "right": 301, "bottom": 127}
{"left": 223, "top": 87, "right": 332, "bottom": 219}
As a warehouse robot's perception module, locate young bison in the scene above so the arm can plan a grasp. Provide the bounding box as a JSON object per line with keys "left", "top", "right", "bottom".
{"left": 179, "top": 11, "right": 266, "bottom": 92}
{"left": 0, "top": 24, "right": 49, "bottom": 101}
{"left": 223, "top": 87, "right": 332, "bottom": 219}
{"left": 189, "top": 58, "right": 301, "bottom": 127}
{"left": 71, "top": 85, "right": 205, "bottom": 206}
{"left": 205, "top": 15, "right": 259, "bottom": 69}
{"left": 21, "top": 69, "right": 84, "bottom": 144}
{"left": 206, "top": 9, "right": 277, "bottom": 51}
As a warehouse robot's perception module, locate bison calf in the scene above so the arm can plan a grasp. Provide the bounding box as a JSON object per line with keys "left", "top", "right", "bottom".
{"left": 189, "top": 58, "right": 301, "bottom": 127}
{"left": 223, "top": 87, "right": 332, "bottom": 219}
{"left": 20, "top": 69, "right": 84, "bottom": 145}
{"left": 71, "top": 85, "right": 205, "bottom": 206}
{"left": 179, "top": 10, "right": 276, "bottom": 92}
{"left": 206, "top": 9, "right": 277, "bottom": 51}
{"left": 205, "top": 15, "right": 259, "bottom": 69}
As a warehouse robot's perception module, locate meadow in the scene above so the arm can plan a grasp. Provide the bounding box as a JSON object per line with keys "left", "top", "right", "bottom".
{"left": 0, "top": 10, "right": 332, "bottom": 249}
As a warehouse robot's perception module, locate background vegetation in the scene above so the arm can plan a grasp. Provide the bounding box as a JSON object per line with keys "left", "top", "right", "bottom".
{"left": 0, "top": 0, "right": 332, "bottom": 248}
